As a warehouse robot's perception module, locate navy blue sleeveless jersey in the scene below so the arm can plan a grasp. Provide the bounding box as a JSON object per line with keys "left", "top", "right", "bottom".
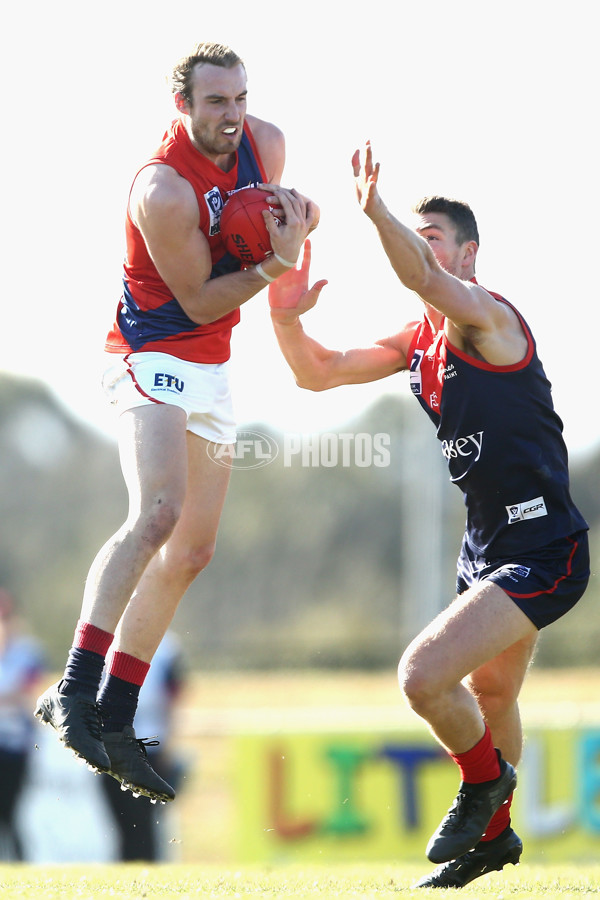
{"left": 406, "top": 289, "right": 587, "bottom": 557}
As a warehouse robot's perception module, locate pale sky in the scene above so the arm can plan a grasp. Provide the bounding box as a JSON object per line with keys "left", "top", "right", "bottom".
{"left": 3, "top": 0, "right": 598, "bottom": 456}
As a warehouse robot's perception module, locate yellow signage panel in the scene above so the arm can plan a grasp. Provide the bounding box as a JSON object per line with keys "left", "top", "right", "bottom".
{"left": 234, "top": 728, "right": 600, "bottom": 862}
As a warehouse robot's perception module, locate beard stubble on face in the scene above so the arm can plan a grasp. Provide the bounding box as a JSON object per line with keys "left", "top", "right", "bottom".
{"left": 189, "top": 118, "right": 243, "bottom": 161}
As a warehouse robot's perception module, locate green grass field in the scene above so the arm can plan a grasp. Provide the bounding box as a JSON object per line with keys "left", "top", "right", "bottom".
{"left": 1, "top": 862, "right": 600, "bottom": 898}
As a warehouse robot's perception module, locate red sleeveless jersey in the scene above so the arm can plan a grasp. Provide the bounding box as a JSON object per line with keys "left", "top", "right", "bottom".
{"left": 105, "top": 118, "right": 267, "bottom": 362}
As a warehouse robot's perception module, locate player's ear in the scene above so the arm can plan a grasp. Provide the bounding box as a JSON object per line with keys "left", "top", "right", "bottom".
{"left": 462, "top": 240, "right": 478, "bottom": 268}
{"left": 174, "top": 91, "right": 190, "bottom": 114}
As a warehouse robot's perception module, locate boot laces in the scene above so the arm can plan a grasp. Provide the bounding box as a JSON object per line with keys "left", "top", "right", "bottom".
{"left": 446, "top": 789, "right": 484, "bottom": 830}
{"left": 133, "top": 735, "right": 160, "bottom": 759}
{"left": 79, "top": 700, "right": 104, "bottom": 742}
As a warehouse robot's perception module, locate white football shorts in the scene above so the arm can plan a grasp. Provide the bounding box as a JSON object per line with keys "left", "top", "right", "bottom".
{"left": 101, "top": 351, "right": 237, "bottom": 444}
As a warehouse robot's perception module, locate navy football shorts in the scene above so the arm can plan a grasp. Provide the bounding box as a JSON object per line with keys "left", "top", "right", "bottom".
{"left": 456, "top": 529, "right": 590, "bottom": 629}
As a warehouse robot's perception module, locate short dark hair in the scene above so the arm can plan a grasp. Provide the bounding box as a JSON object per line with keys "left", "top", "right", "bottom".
{"left": 413, "top": 196, "right": 480, "bottom": 247}
{"left": 170, "top": 42, "right": 244, "bottom": 104}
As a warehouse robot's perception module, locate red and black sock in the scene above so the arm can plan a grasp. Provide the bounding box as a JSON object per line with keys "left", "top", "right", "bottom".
{"left": 97, "top": 650, "right": 150, "bottom": 733}
{"left": 60, "top": 620, "right": 114, "bottom": 698}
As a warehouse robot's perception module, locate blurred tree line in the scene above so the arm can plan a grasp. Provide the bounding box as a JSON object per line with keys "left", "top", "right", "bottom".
{"left": 0, "top": 372, "right": 597, "bottom": 670}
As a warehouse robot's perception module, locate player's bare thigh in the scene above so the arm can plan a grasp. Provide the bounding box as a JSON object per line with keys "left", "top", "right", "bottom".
{"left": 400, "top": 581, "right": 538, "bottom": 696}
{"left": 162, "top": 430, "right": 233, "bottom": 553}
{"left": 465, "top": 631, "right": 538, "bottom": 708}
{"left": 117, "top": 403, "right": 190, "bottom": 522}
{"left": 113, "top": 432, "right": 233, "bottom": 661}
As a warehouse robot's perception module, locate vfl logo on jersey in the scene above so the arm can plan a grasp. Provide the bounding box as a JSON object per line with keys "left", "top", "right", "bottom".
{"left": 506, "top": 496, "right": 547, "bottom": 525}
{"left": 410, "top": 349, "right": 424, "bottom": 396}
{"left": 205, "top": 186, "right": 224, "bottom": 236}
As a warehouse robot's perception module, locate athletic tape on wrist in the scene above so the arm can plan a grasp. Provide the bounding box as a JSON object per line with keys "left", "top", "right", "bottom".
{"left": 255, "top": 262, "right": 276, "bottom": 283}
{"left": 273, "top": 252, "right": 297, "bottom": 268}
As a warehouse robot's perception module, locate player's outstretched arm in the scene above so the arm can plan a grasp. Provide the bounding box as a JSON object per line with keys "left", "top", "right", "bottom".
{"left": 269, "top": 241, "right": 408, "bottom": 391}
{"left": 352, "top": 141, "right": 444, "bottom": 298}
{"left": 351, "top": 142, "right": 522, "bottom": 353}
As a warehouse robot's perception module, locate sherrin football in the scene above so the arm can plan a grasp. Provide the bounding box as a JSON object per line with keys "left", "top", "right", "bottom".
{"left": 220, "top": 187, "right": 281, "bottom": 265}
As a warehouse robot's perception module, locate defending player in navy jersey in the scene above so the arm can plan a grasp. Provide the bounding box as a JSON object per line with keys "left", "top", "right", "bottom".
{"left": 268, "top": 141, "right": 589, "bottom": 889}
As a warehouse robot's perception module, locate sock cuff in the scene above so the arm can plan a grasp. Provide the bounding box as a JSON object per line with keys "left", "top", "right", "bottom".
{"left": 108, "top": 650, "right": 150, "bottom": 686}
{"left": 74, "top": 620, "right": 114, "bottom": 657}
{"left": 451, "top": 723, "right": 501, "bottom": 783}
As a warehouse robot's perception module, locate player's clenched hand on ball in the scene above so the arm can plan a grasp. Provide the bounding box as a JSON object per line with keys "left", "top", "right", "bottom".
{"left": 260, "top": 185, "right": 320, "bottom": 266}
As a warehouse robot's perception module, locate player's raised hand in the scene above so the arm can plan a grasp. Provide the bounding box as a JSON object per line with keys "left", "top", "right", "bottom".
{"left": 268, "top": 239, "right": 328, "bottom": 324}
{"left": 352, "top": 141, "right": 386, "bottom": 223}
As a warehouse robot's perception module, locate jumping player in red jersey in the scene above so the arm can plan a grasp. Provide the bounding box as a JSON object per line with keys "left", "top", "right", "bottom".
{"left": 268, "top": 142, "right": 589, "bottom": 888}
{"left": 35, "top": 42, "right": 319, "bottom": 803}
